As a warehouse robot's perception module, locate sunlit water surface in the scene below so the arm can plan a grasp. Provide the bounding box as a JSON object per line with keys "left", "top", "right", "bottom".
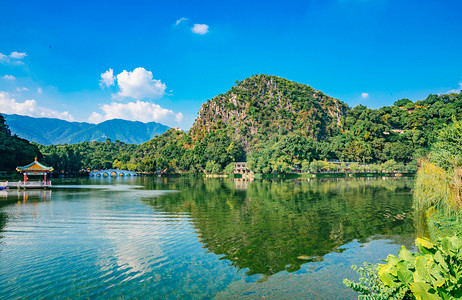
{"left": 0, "top": 177, "right": 420, "bottom": 299}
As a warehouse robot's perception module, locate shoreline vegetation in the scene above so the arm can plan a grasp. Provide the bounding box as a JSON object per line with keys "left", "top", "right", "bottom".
{"left": 0, "top": 170, "right": 415, "bottom": 180}
{"left": 412, "top": 119, "right": 462, "bottom": 240}
{"left": 345, "top": 119, "right": 462, "bottom": 299}
{"left": 2, "top": 75, "right": 462, "bottom": 180}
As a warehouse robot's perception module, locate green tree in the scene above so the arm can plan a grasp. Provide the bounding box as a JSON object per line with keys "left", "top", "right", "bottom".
{"left": 381, "top": 160, "right": 398, "bottom": 173}
{"left": 301, "top": 159, "right": 311, "bottom": 172}
{"left": 309, "top": 160, "right": 323, "bottom": 173}
{"left": 271, "top": 156, "right": 293, "bottom": 173}
{"left": 205, "top": 160, "right": 221, "bottom": 174}
{"left": 393, "top": 98, "right": 413, "bottom": 107}
{"left": 224, "top": 163, "right": 235, "bottom": 175}
{"left": 349, "top": 163, "right": 361, "bottom": 173}
{"left": 0, "top": 114, "right": 41, "bottom": 172}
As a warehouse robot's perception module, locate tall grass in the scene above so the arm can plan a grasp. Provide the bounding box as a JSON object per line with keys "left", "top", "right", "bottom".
{"left": 413, "top": 159, "right": 461, "bottom": 216}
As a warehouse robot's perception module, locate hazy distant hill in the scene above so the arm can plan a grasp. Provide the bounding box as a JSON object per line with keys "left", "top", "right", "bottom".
{"left": 3, "top": 114, "right": 170, "bottom": 145}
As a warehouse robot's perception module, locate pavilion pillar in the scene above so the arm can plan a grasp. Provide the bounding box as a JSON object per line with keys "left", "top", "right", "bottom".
{"left": 24, "top": 173, "right": 27, "bottom": 183}
{"left": 44, "top": 173, "right": 47, "bottom": 182}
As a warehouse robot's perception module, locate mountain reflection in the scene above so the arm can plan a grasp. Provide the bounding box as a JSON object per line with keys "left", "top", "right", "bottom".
{"left": 144, "top": 178, "right": 416, "bottom": 276}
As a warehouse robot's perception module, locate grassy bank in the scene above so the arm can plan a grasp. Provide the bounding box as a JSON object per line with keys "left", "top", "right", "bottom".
{"left": 426, "top": 207, "right": 462, "bottom": 240}
{"left": 414, "top": 160, "right": 462, "bottom": 240}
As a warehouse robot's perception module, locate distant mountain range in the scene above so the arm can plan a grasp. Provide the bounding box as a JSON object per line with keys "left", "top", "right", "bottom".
{"left": 3, "top": 114, "right": 170, "bottom": 145}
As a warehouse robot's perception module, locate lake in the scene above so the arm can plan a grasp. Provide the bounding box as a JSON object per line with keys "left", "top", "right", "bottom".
{"left": 0, "top": 177, "right": 420, "bottom": 299}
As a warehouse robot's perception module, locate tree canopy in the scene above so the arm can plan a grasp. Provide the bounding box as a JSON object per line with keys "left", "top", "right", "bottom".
{"left": 3, "top": 75, "right": 462, "bottom": 174}
{"left": 0, "top": 114, "right": 41, "bottom": 172}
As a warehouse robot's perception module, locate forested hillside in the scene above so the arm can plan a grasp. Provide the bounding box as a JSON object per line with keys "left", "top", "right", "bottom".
{"left": 330, "top": 93, "right": 462, "bottom": 163}
{"left": 190, "top": 74, "right": 348, "bottom": 152}
{"left": 154, "top": 77, "right": 462, "bottom": 173}
{"left": 0, "top": 114, "right": 41, "bottom": 172}
{"left": 7, "top": 74, "right": 462, "bottom": 174}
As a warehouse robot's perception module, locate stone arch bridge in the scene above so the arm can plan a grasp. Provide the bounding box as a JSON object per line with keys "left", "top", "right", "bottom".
{"left": 89, "top": 169, "right": 138, "bottom": 177}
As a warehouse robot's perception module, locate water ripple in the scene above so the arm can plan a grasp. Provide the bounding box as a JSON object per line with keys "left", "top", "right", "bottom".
{"left": 0, "top": 177, "right": 417, "bottom": 299}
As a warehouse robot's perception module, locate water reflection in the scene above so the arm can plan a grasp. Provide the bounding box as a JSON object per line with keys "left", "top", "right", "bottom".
{"left": 0, "top": 177, "right": 420, "bottom": 298}
{"left": 0, "top": 190, "right": 52, "bottom": 243}
{"left": 1, "top": 189, "right": 52, "bottom": 203}
{"left": 145, "top": 177, "right": 416, "bottom": 276}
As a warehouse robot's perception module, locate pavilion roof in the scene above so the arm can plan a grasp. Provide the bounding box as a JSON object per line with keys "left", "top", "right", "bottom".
{"left": 16, "top": 158, "right": 54, "bottom": 172}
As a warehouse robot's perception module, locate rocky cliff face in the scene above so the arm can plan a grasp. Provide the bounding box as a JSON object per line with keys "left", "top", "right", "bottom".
{"left": 190, "top": 74, "right": 348, "bottom": 152}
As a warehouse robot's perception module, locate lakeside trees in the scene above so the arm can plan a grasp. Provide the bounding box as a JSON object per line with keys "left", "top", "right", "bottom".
{"left": 30, "top": 90, "right": 462, "bottom": 175}
{"left": 36, "top": 139, "right": 138, "bottom": 174}
{"left": 345, "top": 118, "right": 462, "bottom": 299}
{"left": 34, "top": 128, "right": 245, "bottom": 174}
{"left": 414, "top": 118, "right": 462, "bottom": 221}
{"left": 0, "top": 114, "right": 41, "bottom": 172}
{"left": 3, "top": 75, "right": 462, "bottom": 175}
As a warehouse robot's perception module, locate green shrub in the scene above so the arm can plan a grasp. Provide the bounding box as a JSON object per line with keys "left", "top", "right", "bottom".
{"left": 205, "top": 160, "right": 221, "bottom": 174}
{"left": 426, "top": 208, "right": 462, "bottom": 242}
{"left": 414, "top": 118, "right": 462, "bottom": 218}
{"left": 224, "top": 163, "right": 235, "bottom": 175}
{"left": 430, "top": 117, "right": 462, "bottom": 171}
{"left": 344, "top": 236, "right": 462, "bottom": 299}
{"left": 414, "top": 160, "right": 455, "bottom": 215}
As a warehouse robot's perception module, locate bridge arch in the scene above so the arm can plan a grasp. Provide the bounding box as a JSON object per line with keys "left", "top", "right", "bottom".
{"left": 89, "top": 169, "right": 138, "bottom": 178}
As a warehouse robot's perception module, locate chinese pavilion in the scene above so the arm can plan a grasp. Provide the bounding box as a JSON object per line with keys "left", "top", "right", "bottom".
{"left": 16, "top": 158, "right": 54, "bottom": 183}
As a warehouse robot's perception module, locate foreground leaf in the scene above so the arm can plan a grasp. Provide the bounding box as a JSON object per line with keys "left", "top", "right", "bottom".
{"left": 410, "top": 282, "right": 442, "bottom": 300}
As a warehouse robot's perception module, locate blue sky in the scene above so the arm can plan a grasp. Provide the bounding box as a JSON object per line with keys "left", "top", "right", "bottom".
{"left": 0, "top": 0, "right": 461, "bottom": 130}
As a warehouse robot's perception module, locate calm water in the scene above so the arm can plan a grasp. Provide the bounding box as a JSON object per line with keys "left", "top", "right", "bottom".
{"left": 0, "top": 177, "right": 419, "bottom": 299}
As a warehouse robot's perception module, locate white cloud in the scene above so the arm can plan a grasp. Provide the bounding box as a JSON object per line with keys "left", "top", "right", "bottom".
{"left": 0, "top": 51, "right": 26, "bottom": 65}
{"left": 16, "top": 87, "right": 29, "bottom": 92}
{"left": 447, "top": 82, "right": 462, "bottom": 94}
{"left": 9, "top": 52, "right": 27, "bottom": 59}
{"left": 0, "top": 91, "right": 74, "bottom": 121}
{"left": 99, "top": 68, "right": 116, "bottom": 88}
{"left": 361, "top": 92, "right": 369, "bottom": 99}
{"left": 192, "top": 24, "right": 209, "bottom": 35}
{"left": 175, "top": 17, "right": 188, "bottom": 25}
{"left": 37, "top": 87, "right": 43, "bottom": 94}
{"left": 88, "top": 100, "right": 183, "bottom": 126}
{"left": 2, "top": 74, "right": 15, "bottom": 80}
{"left": 115, "top": 67, "right": 166, "bottom": 99}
